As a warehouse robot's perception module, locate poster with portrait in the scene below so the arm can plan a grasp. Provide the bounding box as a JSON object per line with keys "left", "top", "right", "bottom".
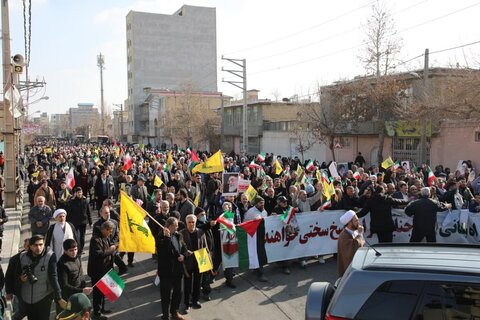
{"left": 401, "top": 161, "right": 410, "bottom": 172}
{"left": 222, "top": 172, "right": 239, "bottom": 197}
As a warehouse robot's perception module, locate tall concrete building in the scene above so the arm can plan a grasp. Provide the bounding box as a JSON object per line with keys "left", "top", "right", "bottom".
{"left": 69, "top": 103, "right": 101, "bottom": 138}
{"left": 126, "top": 5, "right": 217, "bottom": 143}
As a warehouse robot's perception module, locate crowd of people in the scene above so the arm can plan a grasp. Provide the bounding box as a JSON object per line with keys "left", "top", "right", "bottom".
{"left": 1, "top": 141, "right": 479, "bottom": 320}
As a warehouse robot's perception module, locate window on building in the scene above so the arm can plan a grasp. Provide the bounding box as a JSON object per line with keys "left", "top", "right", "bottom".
{"left": 475, "top": 131, "right": 480, "bottom": 142}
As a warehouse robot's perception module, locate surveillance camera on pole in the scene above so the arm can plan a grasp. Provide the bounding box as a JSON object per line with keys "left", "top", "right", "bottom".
{"left": 12, "top": 54, "right": 25, "bottom": 74}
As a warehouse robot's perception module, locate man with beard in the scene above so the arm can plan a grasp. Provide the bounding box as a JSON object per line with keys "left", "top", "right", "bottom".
{"left": 337, "top": 210, "right": 364, "bottom": 277}
{"left": 29, "top": 196, "right": 53, "bottom": 237}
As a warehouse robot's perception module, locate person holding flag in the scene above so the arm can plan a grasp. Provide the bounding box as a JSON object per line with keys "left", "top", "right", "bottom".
{"left": 156, "top": 217, "right": 188, "bottom": 320}
{"left": 87, "top": 220, "right": 117, "bottom": 320}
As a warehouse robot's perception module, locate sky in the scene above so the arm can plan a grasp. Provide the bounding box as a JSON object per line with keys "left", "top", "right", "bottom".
{"left": 7, "top": 0, "right": 480, "bottom": 116}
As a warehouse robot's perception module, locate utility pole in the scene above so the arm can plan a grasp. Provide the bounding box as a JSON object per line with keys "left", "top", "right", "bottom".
{"left": 97, "top": 53, "right": 105, "bottom": 135}
{"left": 222, "top": 57, "right": 247, "bottom": 154}
{"left": 419, "top": 48, "right": 429, "bottom": 165}
{"left": 2, "top": 0, "right": 16, "bottom": 208}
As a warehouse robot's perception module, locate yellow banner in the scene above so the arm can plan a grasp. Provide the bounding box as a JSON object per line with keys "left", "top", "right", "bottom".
{"left": 275, "top": 159, "right": 283, "bottom": 175}
{"left": 194, "top": 247, "right": 213, "bottom": 273}
{"left": 119, "top": 190, "right": 156, "bottom": 254}
{"left": 192, "top": 150, "right": 224, "bottom": 174}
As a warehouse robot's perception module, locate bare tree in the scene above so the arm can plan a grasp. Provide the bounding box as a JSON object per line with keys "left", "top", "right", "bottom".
{"left": 361, "top": 0, "right": 402, "bottom": 77}
{"left": 163, "top": 82, "right": 221, "bottom": 150}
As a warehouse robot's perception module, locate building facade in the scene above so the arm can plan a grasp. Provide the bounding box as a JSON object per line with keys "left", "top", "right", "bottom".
{"left": 320, "top": 68, "right": 480, "bottom": 170}
{"left": 50, "top": 113, "right": 69, "bottom": 138}
{"left": 68, "top": 103, "right": 101, "bottom": 138}
{"left": 126, "top": 5, "right": 217, "bottom": 142}
{"left": 221, "top": 90, "right": 326, "bottom": 161}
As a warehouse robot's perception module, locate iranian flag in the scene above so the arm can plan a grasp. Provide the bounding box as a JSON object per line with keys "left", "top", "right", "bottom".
{"left": 427, "top": 168, "right": 436, "bottom": 186}
{"left": 306, "top": 160, "right": 315, "bottom": 171}
{"left": 216, "top": 211, "right": 236, "bottom": 234}
{"left": 186, "top": 147, "right": 192, "bottom": 155}
{"left": 257, "top": 152, "right": 265, "bottom": 163}
{"left": 66, "top": 167, "right": 75, "bottom": 190}
{"left": 249, "top": 160, "right": 262, "bottom": 170}
{"left": 95, "top": 269, "right": 125, "bottom": 302}
{"left": 320, "top": 200, "right": 332, "bottom": 210}
{"left": 353, "top": 171, "right": 361, "bottom": 180}
{"left": 122, "top": 153, "right": 132, "bottom": 171}
{"left": 237, "top": 219, "right": 267, "bottom": 270}
{"left": 280, "top": 206, "right": 296, "bottom": 224}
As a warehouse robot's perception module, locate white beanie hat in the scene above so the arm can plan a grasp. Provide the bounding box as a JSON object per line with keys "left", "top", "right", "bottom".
{"left": 339, "top": 210, "right": 356, "bottom": 225}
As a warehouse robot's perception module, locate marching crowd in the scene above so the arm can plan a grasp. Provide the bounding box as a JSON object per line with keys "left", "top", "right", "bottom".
{"left": 1, "top": 141, "right": 479, "bottom": 320}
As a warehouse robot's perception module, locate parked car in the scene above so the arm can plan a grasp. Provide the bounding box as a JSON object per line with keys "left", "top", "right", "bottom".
{"left": 305, "top": 243, "right": 480, "bottom": 320}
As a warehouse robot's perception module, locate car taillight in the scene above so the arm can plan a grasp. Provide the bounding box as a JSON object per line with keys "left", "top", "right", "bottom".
{"left": 325, "top": 315, "right": 352, "bottom": 320}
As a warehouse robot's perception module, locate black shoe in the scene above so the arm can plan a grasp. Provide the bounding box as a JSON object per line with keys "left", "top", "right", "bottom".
{"left": 92, "top": 313, "right": 108, "bottom": 320}
{"left": 101, "top": 309, "right": 113, "bottom": 314}
{"left": 192, "top": 301, "right": 202, "bottom": 309}
{"left": 202, "top": 294, "right": 211, "bottom": 301}
{"left": 225, "top": 280, "right": 236, "bottom": 289}
{"left": 183, "top": 305, "right": 190, "bottom": 314}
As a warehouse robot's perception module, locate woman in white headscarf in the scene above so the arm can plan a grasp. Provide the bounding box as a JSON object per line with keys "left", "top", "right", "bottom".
{"left": 45, "top": 209, "right": 79, "bottom": 259}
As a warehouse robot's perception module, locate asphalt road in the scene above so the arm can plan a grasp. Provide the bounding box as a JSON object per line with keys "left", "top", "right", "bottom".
{"left": 79, "top": 227, "right": 339, "bottom": 320}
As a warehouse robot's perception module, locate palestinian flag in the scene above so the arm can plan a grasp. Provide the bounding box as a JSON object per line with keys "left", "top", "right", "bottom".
{"left": 237, "top": 219, "right": 267, "bottom": 270}
{"left": 257, "top": 152, "right": 265, "bottom": 163}
{"left": 280, "top": 206, "right": 296, "bottom": 224}
{"left": 189, "top": 150, "right": 201, "bottom": 171}
{"left": 306, "top": 160, "right": 314, "bottom": 172}
{"left": 216, "top": 211, "right": 236, "bottom": 234}
{"left": 353, "top": 171, "right": 361, "bottom": 180}
{"left": 96, "top": 269, "right": 125, "bottom": 302}
{"left": 427, "top": 167, "right": 436, "bottom": 186}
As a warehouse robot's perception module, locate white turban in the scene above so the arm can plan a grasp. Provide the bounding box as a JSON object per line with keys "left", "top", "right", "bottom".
{"left": 53, "top": 209, "right": 67, "bottom": 219}
{"left": 340, "top": 210, "right": 356, "bottom": 225}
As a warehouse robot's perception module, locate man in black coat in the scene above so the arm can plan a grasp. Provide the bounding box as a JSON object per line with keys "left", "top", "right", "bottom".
{"left": 405, "top": 187, "right": 452, "bottom": 242}
{"left": 157, "top": 217, "right": 188, "bottom": 320}
{"left": 87, "top": 220, "right": 116, "bottom": 320}
{"left": 67, "top": 187, "right": 92, "bottom": 253}
{"left": 357, "top": 186, "right": 409, "bottom": 243}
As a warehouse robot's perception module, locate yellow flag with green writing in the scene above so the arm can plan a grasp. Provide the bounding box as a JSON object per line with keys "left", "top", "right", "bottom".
{"left": 119, "top": 190, "right": 156, "bottom": 253}
{"left": 194, "top": 248, "right": 213, "bottom": 273}
{"left": 381, "top": 156, "right": 394, "bottom": 169}
{"left": 244, "top": 184, "right": 257, "bottom": 202}
{"left": 193, "top": 192, "right": 201, "bottom": 207}
{"left": 192, "top": 150, "right": 224, "bottom": 174}
{"left": 154, "top": 175, "right": 163, "bottom": 188}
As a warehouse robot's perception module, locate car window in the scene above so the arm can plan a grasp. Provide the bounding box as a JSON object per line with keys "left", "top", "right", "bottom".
{"left": 415, "top": 283, "right": 480, "bottom": 320}
{"left": 355, "top": 281, "right": 422, "bottom": 320}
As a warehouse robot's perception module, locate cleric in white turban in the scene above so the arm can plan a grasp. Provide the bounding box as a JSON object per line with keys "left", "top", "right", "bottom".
{"left": 45, "top": 209, "right": 78, "bottom": 260}
{"left": 337, "top": 210, "right": 365, "bottom": 277}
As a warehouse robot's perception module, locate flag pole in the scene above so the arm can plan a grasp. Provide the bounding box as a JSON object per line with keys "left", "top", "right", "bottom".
{"left": 119, "top": 190, "right": 164, "bottom": 230}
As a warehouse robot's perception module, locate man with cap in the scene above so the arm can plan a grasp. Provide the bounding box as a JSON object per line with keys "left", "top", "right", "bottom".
{"left": 337, "top": 210, "right": 364, "bottom": 277}
{"left": 46, "top": 209, "right": 79, "bottom": 262}
{"left": 130, "top": 175, "right": 149, "bottom": 210}
{"left": 56, "top": 293, "right": 92, "bottom": 320}
{"left": 244, "top": 196, "right": 268, "bottom": 282}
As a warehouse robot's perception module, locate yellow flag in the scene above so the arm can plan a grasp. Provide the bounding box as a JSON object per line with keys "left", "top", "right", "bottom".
{"left": 44, "top": 147, "right": 52, "bottom": 154}
{"left": 244, "top": 184, "right": 257, "bottom": 202}
{"left": 119, "top": 190, "right": 156, "bottom": 254}
{"left": 167, "top": 151, "right": 173, "bottom": 168}
{"left": 296, "top": 165, "right": 304, "bottom": 177}
{"left": 32, "top": 171, "right": 40, "bottom": 178}
{"left": 193, "top": 192, "right": 201, "bottom": 207}
{"left": 322, "top": 180, "right": 335, "bottom": 201}
{"left": 192, "top": 150, "right": 224, "bottom": 174}
{"left": 194, "top": 247, "right": 213, "bottom": 273}
{"left": 154, "top": 175, "right": 164, "bottom": 188}
{"left": 275, "top": 159, "right": 283, "bottom": 175}
{"left": 114, "top": 146, "right": 120, "bottom": 157}
{"left": 381, "top": 156, "right": 394, "bottom": 169}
